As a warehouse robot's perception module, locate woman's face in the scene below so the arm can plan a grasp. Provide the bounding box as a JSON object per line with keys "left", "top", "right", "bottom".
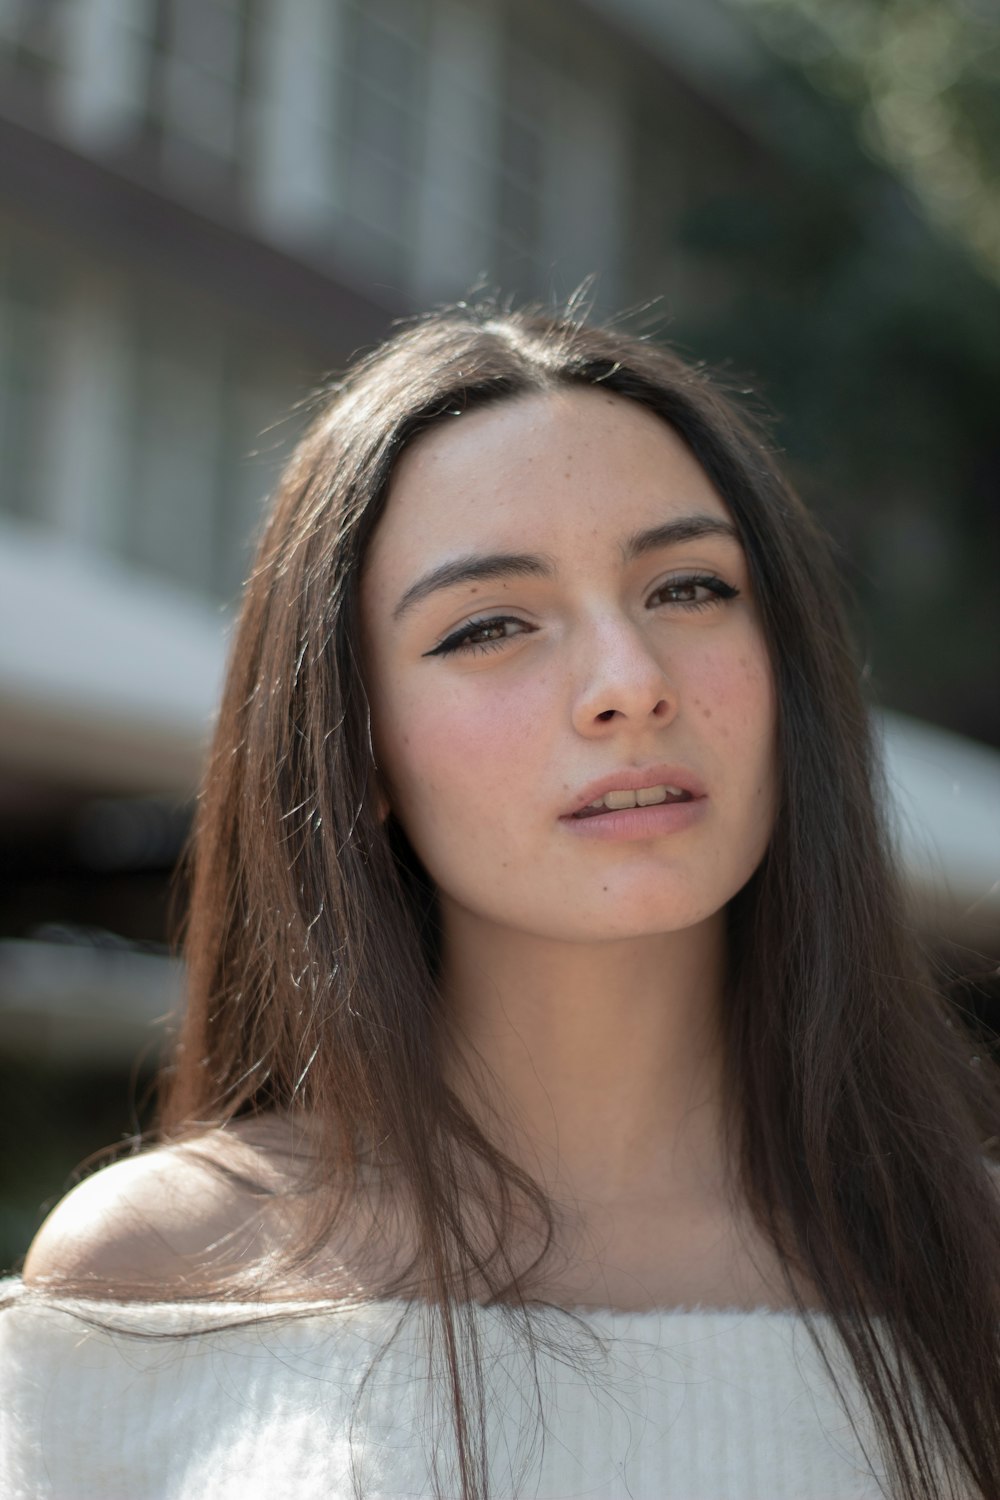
{"left": 359, "top": 387, "right": 776, "bottom": 945}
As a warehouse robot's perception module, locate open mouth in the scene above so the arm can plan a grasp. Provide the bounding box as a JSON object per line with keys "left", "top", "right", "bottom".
{"left": 570, "top": 790, "right": 694, "bottom": 820}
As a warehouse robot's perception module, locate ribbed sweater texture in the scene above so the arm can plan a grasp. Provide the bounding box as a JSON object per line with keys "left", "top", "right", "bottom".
{"left": 0, "top": 1276, "right": 897, "bottom": 1498}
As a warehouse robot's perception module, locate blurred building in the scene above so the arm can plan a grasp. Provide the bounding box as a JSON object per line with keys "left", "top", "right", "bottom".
{"left": 0, "top": 0, "right": 996, "bottom": 1255}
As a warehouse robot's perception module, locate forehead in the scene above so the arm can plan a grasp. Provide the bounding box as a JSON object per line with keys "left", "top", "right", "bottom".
{"left": 362, "top": 387, "right": 730, "bottom": 584}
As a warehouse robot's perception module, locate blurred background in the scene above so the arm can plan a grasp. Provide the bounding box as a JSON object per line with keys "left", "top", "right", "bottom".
{"left": 1, "top": 0, "right": 998, "bottom": 1273}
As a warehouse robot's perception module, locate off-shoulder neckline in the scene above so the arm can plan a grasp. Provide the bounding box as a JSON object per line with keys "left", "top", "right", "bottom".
{"left": 1, "top": 1275, "right": 851, "bottom": 1323}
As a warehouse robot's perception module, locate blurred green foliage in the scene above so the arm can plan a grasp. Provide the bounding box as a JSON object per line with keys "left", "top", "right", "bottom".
{"left": 729, "top": 0, "right": 1000, "bottom": 284}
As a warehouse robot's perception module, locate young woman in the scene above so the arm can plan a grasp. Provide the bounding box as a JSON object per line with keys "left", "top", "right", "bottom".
{"left": 2, "top": 300, "right": 999, "bottom": 1500}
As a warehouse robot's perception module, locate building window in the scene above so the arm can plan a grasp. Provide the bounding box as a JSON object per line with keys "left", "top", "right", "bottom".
{"left": 0, "top": 220, "right": 306, "bottom": 601}
{"left": 144, "top": 0, "right": 259, "bottom": 194}
{"left": 339, "top": 0, "right": 428, "bottom": 273}
{"left": 0, "top": 0, "right": 66, "bottom": 92}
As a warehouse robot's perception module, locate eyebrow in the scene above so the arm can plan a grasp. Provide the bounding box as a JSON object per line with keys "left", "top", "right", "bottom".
{"left": 391, "top": 513, "right": 741, "bottom": 622}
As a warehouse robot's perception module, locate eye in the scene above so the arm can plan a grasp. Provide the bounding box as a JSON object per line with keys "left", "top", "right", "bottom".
{"left": 649, "top": 573, "right": 740, "bottom": 611}
{"left": 425, "top": 615, "right": 533, "bottom": 657}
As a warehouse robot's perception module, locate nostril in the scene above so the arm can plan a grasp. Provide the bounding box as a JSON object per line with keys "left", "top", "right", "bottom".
{"left": 597, "top": 709, "right": 616, "bottom": 721}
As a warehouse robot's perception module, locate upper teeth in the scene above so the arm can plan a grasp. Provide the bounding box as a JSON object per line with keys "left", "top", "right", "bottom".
{"left": 588, "top": 784, "right": 686, "bottom": 810}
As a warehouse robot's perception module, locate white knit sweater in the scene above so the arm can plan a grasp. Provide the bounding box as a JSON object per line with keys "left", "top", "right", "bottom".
{"left": 0, "top": 1276, "right": 903, "bottom": 1499}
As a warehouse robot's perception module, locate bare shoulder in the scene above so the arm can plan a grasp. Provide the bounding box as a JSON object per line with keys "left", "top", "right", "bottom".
{"left": 22, "top": 1118, "right": 303, "bottom": 1291}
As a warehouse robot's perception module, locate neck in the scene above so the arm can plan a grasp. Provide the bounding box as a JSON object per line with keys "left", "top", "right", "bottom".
{"left": 439, "top": 906, "right": 735, "bottom": 1216}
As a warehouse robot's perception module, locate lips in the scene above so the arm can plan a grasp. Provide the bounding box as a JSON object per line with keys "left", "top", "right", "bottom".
{"left": 572, "top": 788, "right": 691, "bottom": 819}
{"left": 560, "top": 765, "right": 708, "bottom": 819}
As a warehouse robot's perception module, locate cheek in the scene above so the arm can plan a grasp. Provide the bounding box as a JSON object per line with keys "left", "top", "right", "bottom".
{"left": 378, "top": 678, "right": 540, "bottom": 830}
{"left": 688, "top": 641, "right": 777, "bottom": 837}
{"left": 689, "top": 640, "right": 775, "bottom": 744}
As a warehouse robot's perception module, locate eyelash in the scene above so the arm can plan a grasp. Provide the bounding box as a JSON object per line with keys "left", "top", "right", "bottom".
{"left": 427, "top": 573, "right": 741, "bottom": 657}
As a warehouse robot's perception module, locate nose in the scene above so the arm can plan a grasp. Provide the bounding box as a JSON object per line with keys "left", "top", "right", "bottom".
{"left": 570, "top": 613, "right": 678, "bottom": 734}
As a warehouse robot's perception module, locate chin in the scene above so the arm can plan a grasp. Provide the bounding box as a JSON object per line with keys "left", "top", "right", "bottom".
{"left": 591, "top": 872, "right": 737, "bottom": 932}
{"left": 515, "top": 893, "right": 729, "bottom": 944}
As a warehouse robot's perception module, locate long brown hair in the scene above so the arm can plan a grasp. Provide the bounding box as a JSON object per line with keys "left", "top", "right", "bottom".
{"left": 157, "top": 298, "right": 1000, "bottom": 1499}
